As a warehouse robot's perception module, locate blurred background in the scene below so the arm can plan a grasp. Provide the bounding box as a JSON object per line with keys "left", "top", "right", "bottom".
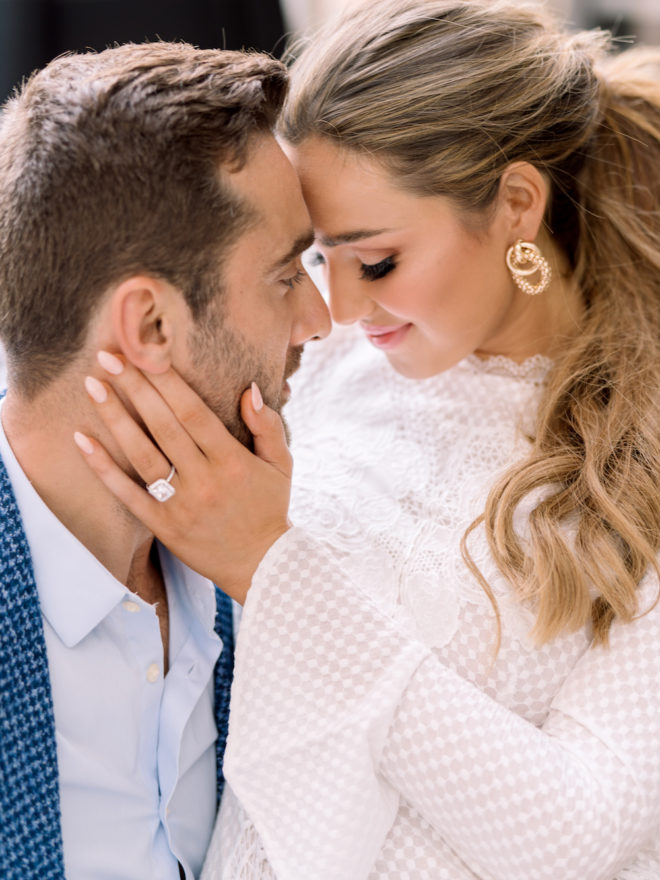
{"left": 0, "top": 0, "right": 658, "bottom": 104}
{"left": 286, "top": 1, "right": 660, "bottom": 46}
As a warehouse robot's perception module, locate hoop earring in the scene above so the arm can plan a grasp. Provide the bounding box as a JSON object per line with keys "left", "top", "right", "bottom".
{"left": 505, "top": 240, "right": 551, "bottom": 296}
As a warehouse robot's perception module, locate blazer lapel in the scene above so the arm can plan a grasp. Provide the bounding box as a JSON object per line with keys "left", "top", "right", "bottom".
{"left": 212, "top": 587, "right": 235, "bottom": 804}
{"left": 0, "top": 453, "right": 65, "bottom": 879}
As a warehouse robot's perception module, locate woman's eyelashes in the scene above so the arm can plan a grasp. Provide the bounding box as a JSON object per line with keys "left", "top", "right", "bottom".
{"left": 360, "top": 255, "right": 396, "bottom": 281}
{"left": 308, "top": 250, "right": 397, "bottom": 282}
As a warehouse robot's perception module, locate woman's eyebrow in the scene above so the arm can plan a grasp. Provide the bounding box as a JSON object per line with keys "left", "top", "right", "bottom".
{"left": 318, "top": 228, "right": 391, "bottom": 248}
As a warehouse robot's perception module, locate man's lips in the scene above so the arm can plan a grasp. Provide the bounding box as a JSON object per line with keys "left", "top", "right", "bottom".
{"left": 361, "top": 322, "right": 412, "bottom": 350}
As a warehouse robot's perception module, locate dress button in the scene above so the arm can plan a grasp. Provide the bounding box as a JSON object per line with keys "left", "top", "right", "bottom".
{"left": 123, "top": 600, "right": 141, "bottom": 613}
{"left": 146, "top": 663, "right": 160, "bottom": 683}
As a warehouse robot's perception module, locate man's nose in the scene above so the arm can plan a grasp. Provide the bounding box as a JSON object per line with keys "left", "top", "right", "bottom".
{"left": 291, "top": 276, "right": 332, "bottom": 345}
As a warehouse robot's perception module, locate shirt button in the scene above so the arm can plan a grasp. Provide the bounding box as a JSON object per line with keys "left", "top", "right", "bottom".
{"left": 123, "top": 600, "right": 141, "bottom": 613}
{"left": 146, "top": 663, "right": 160, "bottom": 683}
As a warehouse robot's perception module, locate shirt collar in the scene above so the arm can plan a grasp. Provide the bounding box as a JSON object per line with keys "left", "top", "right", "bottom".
{"left": 0, "top": 399, "right": 218, "bottom": 647}
{"left": 0, "top": 402, "right": 129, "bottom": 646}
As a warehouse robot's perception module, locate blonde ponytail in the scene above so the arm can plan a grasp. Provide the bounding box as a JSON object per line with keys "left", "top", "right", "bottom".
{"left": 486, "top": 45, "right": 660, "bottom": 645}
{"left": 282, "top": 1, "right": 660, "bottom": 646}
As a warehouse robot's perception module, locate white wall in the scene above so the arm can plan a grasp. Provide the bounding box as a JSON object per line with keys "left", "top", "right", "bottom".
{"left": 280, "top": 0, "right": 361, "bottom": 34}
{"left": 281, "top": 0, "right": 575, "bottom": 34}
{"left": 280, "top": 0, "right": 657, "bottom": 40}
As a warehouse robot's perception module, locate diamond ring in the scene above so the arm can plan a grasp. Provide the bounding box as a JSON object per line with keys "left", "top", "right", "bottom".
{"left": 146, "top": 464, "right": 176, "bottom": 502}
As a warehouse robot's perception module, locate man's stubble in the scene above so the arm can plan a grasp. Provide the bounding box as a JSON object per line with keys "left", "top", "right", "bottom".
{"left": 189, "top": 307, "right": 302, "bottom": 449}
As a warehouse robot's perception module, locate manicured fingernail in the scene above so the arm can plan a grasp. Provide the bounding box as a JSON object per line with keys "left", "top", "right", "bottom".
{"left": 84, "top": 375, "right": 108, "bottom": 403}
{"left": 73, "top": 431, "right": 94, "bottom": 455}
{"left": 97, "top": 350, "right": 124, "bottom": 375}
{"left": 251, "top": 381, "right": 263, "bottom": 412}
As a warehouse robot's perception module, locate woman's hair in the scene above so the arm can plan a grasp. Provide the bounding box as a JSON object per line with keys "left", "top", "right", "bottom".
{"left": 281, "top": 0, "right": 660, "bottom": 646}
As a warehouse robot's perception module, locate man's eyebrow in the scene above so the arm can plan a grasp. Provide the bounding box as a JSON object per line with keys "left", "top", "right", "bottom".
{"left": 318, "top": 228, "right": 391, "bottom": 248}
{"left": 269, "top": 230, "right": 316, "bottom": 273}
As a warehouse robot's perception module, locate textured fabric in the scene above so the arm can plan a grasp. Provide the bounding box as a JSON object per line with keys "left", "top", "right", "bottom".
{"left": 0, "top": 407, "right": 222, "bottom": 878}
{"left": 214, "top": 587, "right": 235, "bottom": 803}
{"left": 0, "top": 453, "right": 65, "bottom": 879}
{"left": 202, "top": 324, "right": 660, "bottom": 880}
{"left": 0, "top": 448, "right": 234, "bottom": 878}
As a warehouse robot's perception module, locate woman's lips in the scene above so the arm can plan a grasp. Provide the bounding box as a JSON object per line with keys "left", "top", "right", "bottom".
{"left": 361, "top": 322, "right": 412, "bottom": 350}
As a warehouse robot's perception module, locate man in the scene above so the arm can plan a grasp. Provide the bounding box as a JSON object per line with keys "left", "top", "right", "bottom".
{"left": 0, "top": 43, "right": 330, "bottom": 879}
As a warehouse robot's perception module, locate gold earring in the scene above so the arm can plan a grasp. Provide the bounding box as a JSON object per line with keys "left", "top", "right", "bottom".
{"left": 505, "top": 240, "right": 551, "bottom": 296}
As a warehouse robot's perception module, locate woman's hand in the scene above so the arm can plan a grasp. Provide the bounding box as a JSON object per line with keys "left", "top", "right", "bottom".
{"left": 74, "top": 351, "right": 292, "bottom": 603}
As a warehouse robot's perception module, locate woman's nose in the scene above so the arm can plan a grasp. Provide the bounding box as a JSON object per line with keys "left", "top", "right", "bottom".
{"left": 327, "top": 272, "right": 373, "bottom": 325}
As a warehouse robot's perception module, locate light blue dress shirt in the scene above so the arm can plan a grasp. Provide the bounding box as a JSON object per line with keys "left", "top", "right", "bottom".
{"left": 0, "top": 405, "right": 223, "bottom": 879}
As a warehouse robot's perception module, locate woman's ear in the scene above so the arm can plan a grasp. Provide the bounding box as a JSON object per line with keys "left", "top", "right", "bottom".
{"left": 109, "top": 275, "right": 179, "bottom": 374}
{"left": 497, "top": 161, "right": 549, "bottom": 242}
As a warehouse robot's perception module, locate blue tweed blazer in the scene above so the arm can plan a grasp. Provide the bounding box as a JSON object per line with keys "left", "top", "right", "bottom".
{"left": 0, "top": 452, "right": 234, "bottom": 879}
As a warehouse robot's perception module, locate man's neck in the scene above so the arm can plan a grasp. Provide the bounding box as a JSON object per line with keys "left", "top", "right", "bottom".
{"left": 2, "top": 382, "right": 156, "bottom": 594}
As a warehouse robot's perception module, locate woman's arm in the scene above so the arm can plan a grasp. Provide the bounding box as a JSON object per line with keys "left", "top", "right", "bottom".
{"left": 77, "top": 357, "right": 660, "bottom": 880}
{"left": 228, "top": 526, "right": 660, "bottom": 880}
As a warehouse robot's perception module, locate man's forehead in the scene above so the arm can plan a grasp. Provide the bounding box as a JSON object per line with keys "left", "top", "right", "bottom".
{"left": 223, "top": 201, "right": 313, "bottom": 275}
{"left": 224, "top": 133, "right": 300, "bottom": 201}
{"left": 220, "top": 134, "right": 313, "bottom": 269}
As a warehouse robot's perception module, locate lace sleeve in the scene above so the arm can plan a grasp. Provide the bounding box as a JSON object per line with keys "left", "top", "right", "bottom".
{"left": 223, "top": 528, "right": 660, "bottom": 880}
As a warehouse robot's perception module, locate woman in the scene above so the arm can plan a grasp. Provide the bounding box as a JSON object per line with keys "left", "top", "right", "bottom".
{"left": 76, "top": 1, "right": 660, "bottom": 877}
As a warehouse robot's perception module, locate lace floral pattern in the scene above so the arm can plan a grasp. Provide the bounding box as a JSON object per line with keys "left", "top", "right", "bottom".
{"left": 463, "top": 351, "right": 552, "bottom": 382}
{"left": 286, "top": 324, "right": 552, "bottom": 658}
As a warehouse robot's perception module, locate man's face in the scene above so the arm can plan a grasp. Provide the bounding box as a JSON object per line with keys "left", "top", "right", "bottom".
{"left": 179, "top": 135, "right": 331, "bottom": 447}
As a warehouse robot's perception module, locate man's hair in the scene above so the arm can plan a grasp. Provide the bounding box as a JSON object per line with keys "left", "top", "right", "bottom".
{"left": 0, "top": 42, "right": 288, "bottom": 396}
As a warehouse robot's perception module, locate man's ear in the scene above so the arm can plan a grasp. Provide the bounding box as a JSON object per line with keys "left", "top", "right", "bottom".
{"left": 109, "top": 275, "right": 179, "bottom": 374}
{"left": 497, "top": 161, "right": 549, "bottom": 242}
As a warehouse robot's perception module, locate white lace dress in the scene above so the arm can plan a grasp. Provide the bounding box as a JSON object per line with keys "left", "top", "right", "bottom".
{"left": 201, "top": 324, "right": 660, "bottom": 880}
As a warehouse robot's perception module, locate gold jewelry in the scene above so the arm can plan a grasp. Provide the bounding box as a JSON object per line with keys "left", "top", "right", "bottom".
{"left": 505, "top": 240, "right": 551, "bottom": 296}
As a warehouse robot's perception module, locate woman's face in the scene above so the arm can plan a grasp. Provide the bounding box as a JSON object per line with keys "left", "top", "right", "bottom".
{"left": 286, "top": 136, "right": 558, "bottom": 379}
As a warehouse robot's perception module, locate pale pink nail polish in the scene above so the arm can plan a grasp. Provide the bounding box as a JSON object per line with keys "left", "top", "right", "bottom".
{"left": 251, "top": 381, "right": 263, "bottom": 412}
{"left": 73, "top": 431, "right": 94, "bottom": 455}
{"left": 84, "top": 376, "right": 108, "bottom": 403}
{"left": 97, "top": 350, "right": 124, "bottom": 375}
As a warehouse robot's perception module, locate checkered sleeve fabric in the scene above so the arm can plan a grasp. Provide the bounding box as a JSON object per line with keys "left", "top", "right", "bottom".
{"left": 223, "top": 527, "right": 429, "bottom": 880}
{"left": 380, "top": 577, "right": 660, "bottom": 879}
{"left": 223, "top": 528, "right": 660, "bottom": 880}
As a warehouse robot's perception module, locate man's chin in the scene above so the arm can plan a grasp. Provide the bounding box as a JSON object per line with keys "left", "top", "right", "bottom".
{"left": 200, "top": 378, "right": 291, "bottom": 452}
{"left": 227, "top": 412, "right": 254, "bottom": 450}
{"left": 232, "top": 389, "right": 292, "bottom": 449}
{"left": 268, "top": 385, "right": 292, "bottom": 446}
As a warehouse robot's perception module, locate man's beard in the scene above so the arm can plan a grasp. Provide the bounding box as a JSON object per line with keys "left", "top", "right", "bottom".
{"left": 189, "top": 313, "right": 302, "bottom": 449}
